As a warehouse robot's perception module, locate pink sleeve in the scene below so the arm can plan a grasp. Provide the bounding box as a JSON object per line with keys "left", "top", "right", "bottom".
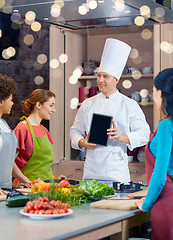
{"left": 14, "top": 125, "right": 28, "bottom": 151}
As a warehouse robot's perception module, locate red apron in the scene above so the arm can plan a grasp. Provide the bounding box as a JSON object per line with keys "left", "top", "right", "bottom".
{"left": 145, "top": 132, "right": 173, "bottom": 240}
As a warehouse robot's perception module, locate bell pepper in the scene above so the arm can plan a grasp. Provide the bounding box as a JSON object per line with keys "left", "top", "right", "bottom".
{"left": 57, "top": 179, "right": 70, "bottom": 188}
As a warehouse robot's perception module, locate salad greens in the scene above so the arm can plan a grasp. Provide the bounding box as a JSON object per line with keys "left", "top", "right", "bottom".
{"left": 78, "top": 180, "right": 115, "bottom": 199}
{"left": 28, "top": 180, "right": 115, "bottom": 206}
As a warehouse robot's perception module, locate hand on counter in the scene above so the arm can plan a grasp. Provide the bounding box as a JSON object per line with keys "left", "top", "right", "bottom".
{"left": 78, "top": 133, "right": 98, "bottom": 150}
{"left": 135, "top": 197, "right": 147, "bottom": 212}
{"left": 12, "top": 182, "right": 31, "bottom": 189}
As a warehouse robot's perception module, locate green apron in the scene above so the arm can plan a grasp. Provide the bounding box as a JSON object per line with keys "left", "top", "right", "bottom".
{"left": 21, "top": 116, "right": 54, "bottom": 181}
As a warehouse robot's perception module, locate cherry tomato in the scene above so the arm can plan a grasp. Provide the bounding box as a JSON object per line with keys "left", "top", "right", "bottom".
{"left": 38, "top": 210, "right": 45, "bottom": 215}
{"left": 59, "top": 209, "right": 65, "bottom": 214}
{"left": 45, "top": 210, "right": 53, "bottom": 215}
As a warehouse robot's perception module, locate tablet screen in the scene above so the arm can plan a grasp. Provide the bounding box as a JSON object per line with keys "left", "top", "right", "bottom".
{"left": 88, "top": 113, "right": 113, "bottom": 146}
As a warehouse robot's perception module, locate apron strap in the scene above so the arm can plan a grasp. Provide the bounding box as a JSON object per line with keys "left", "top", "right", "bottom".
{"left": 20, "top": 116, "right": 35, "bottom": 138}
{"left": 20, "top": 116, "right": 47, "bottom": 139}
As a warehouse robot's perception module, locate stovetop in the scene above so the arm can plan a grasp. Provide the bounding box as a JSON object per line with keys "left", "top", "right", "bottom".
{"left": 113, "top": 181, "right": 144, "bottom": 193}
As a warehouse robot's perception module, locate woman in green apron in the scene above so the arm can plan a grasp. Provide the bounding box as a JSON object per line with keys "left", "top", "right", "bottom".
{"left": 14, "top": 89, "right": 56, "bottom": 181}
{"left": 0, "top": 74, "right": 30, "bottom": 190}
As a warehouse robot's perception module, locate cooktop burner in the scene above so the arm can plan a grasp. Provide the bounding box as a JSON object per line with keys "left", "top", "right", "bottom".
{"left": 113, "top": 181, "right": 144, "bottom": 193}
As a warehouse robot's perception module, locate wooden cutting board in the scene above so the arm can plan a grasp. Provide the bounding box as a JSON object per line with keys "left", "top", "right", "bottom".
{"left": 15, "top": 188, "right": 32, "bottom": 194}
{"left": 127, "top": 189, "right": 148, "bottom": 198}
{"left": 90, "top": 199, "right": 138, "bottom": 210}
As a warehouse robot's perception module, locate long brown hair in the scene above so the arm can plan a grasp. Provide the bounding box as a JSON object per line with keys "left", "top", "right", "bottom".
{"left": 22, "top": 89, "right": 55, "bottom": 117}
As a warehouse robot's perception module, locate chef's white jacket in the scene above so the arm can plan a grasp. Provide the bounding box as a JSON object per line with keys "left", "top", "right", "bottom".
{"left": 70, "top": 90, "right": 150, "bottom": 183}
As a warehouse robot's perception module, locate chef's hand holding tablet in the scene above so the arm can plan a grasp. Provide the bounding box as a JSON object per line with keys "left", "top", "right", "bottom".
{"left": 107, "top": 120, "right": 130, "bottom": 144}
{"left": 78, "top": 133, "right": 99, "bottom": 150}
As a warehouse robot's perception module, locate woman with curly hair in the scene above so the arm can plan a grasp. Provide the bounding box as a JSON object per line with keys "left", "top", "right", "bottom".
{"left": 136, "top": 68, "right": 173, "bottom": 240}
{"left": 0, "top": 74, "right": 30, "bottom": 189}
{"left": 14, "top": 89, "right": 57, "bottom": 181}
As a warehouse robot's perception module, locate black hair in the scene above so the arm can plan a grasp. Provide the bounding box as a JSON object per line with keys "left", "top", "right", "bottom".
{"left": 0, "top": 74, "right": 17, "bottom": 102}
{"left": 154, "top": 68, "right": 173, "bottom": 118}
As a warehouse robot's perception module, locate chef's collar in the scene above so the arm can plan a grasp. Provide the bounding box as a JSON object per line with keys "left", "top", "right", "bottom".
{"left": 100, "top": 89, "right": 120, "bottom": 100}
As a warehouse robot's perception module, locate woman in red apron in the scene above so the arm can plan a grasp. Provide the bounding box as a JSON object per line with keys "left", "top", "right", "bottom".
{"left": 136, "top": 68, "right": 173, "bottom": 240}
{"left": 14, "top": 89, "right": 56, "bottom": 181}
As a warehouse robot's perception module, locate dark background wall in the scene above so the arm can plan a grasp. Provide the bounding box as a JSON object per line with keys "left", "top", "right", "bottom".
{"left": 0, "top": 20, "right": 49, "bottom": 129}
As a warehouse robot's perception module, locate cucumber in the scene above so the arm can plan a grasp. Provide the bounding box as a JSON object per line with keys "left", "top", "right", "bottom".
{"left": 6, "top": 195, "right": 29, "bottom": 207}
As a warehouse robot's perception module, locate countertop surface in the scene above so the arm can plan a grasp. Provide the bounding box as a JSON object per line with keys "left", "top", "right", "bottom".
{"left": 0, "top": 196, "right": 141, "bottom": 240}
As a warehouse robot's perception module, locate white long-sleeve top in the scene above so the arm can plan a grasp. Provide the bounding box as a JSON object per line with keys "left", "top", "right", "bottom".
{"left": 70, "top": 90, "right": 150, "bottom": 183}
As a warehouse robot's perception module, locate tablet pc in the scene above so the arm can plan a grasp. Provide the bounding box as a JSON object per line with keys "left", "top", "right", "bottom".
{"left": 88, "top": 113, "right": 113, "bottom": 146}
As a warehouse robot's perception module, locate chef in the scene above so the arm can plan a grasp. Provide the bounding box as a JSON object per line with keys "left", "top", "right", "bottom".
{"left": 70, "top": 38, "right": 150, "bottom": 183}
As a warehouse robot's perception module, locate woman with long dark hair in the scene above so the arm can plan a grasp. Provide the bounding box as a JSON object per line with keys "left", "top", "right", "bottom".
{"left": 136, "top": 68, "right": 173, "bottom": 240}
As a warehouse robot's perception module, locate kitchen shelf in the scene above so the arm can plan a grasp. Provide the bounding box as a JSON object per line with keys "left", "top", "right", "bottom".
{"left": 78, "top": 73, "right": 154, "bottom": 80}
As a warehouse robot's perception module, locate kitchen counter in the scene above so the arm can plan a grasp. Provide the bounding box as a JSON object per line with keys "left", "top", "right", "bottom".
{"left": 0, "top": 198, "right": 150, "bottom": 240}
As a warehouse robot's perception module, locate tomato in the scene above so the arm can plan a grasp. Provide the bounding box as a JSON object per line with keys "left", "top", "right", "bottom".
{"left": 34, "top": 210, "right": 40, "bottom": 214}
{"left": 34, "top": 204, "right": 39, "bottom": 210}
{"left": 54, "top": 200, "right": 61, "bottom": 208}
{"left": 43, "top": 197, "right": 49, "bottom": 203}
{"left": 26, "top": 205, "right": 34, "bottom": 211}
{"left": 45, "top": 210, "right": 53, "bottom": 215}
{"left": 59, "top": 209, "right": 65, "bottom": 214}
{"left": 36, "top": 197, "right": 44, "bottom": 202}
{"left": 61, "top": 203, "right": 71, "bottom": 210}
{"left": 23, "top": 206, "right": 28, "bottom": 213}
{"left": 49, "top": 200, "right": 56, "bottom": 206}
{"left": 26, "top": 201, "right": 33, "bottom": 206}
{"left": 29, "top": 210, "right": 35, "bottom": 214}
{"left": 38, "top": 210, "right": 45, "bottom": 215}
{"left": 53, "top": 209, "right": 59, "bottom": 214}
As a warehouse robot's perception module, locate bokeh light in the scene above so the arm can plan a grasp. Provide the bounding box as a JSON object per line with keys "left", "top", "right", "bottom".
{"left": 69, "top": 75, "right": 78, "bottom": 84}
{"left": 34, "top": 76, "right": 44, "bottom": 85}
{"left": 0, "top": 0, "right": 5, "bottom": 8}
{"left": 2, "top": 49, "right": 10, "bottom": 59}
{"left": 140, "top": 89, "right": 149, "bottom": 98}
{"left": 70, "top": 97, "right": 79, "bottom": 109}
{"left": 129, "top": 48, "right": 139, "bottom": 59}
{"left": 25, "top": 11, "right": 36, "bottom": 21}
{"left": 134, "top": 16, "right": 145, "bottom": 26}
{"left": 155, "top": 7, "right": 165, "bottom": 17}
{"left": 141, "top": 29, "right": 152, "bottom": 40}
{"left": 6, "top": 47, "right": 16, "bottom": 57}
{"left": 114, "top": 0, "right": 125, "bottom": 12}
{"left": 11, "top": 12, "right": 21, "bottom": 23}
{"left": 50, "top": 4, "right": 61, "bottom": 17}
{"left": 59, "top": 53, "right": 68, "bottom": 63}
{"left": 78, "top": 5, "right": 88, "bottom": 15}
{"left": 24, "top": 34, "right": 34, "bottom": 45}
{"left": 50, "top": 59, "right": 59, "bottom": 69}
{"left": 132, "top": 70, "right": 142, "bottom": 80}
{"left": 73, "top": 67, "right": 82, "bottom": 78}
{"left": 140, "top": 5, "right": 150, "bottom": 18}
{"left": 160, "top": 41, "right": 173, "bottom": 54}
{"left": 31, "top": 21, "right": 41, "bottom": 32}
{"left": 88, "top": 0, "right": 98, "bottom": 10}
{"left": 122, "top": 80, "right": 132, "bottom": 89}
{"left": 2, "top": 4, "right": 13, "bottom": 14}
{"left": 37, "top": 54, "right": 48, "bottom": 64}
{"left": 54, "top": 0, "right": 64, "bottom": 8}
